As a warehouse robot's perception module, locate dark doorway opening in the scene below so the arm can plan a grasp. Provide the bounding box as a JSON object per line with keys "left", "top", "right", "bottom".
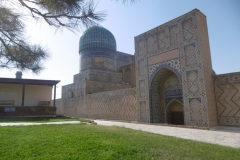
{"left": 168, "top": 100, "right": 184, "bottom": 125}
{"left": 171, "top": 112, "right": 184, "bottom": 125}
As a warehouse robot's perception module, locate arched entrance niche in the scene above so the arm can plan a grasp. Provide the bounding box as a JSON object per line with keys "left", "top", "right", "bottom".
{"left": 166, "top": 100, "right": 184, "bottom": 125}
{"left": 149, "top": 67, "right": 183, "bottom": 125}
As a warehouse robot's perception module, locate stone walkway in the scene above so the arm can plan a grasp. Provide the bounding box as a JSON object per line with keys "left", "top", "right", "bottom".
{"left": 94, "top": 120, "right": 240, "bottom": 148}
{"left": 1, "top": 120, "right": 239, "bottom": 148}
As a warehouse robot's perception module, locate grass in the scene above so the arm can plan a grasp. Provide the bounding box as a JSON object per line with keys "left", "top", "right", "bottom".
{"left": 0, "top": 116, "right": 91, "bottom": 123}
{"left": 0, "top": 124, "right": 239, "bottom": 160}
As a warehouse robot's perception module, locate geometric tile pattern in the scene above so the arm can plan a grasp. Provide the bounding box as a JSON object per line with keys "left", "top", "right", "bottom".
{"left": 150, "top": 68, "right": 169, "bottom": 123}
{"left": 116, "top": 51, "right": 134, "bottom": 69}
{"left": 164, "top": 74, "right": 182, "bottom": 90}
{"left": 149, "top": 87, "right": 161, "bottom": 123}
{"left": 158, "top": 30, "right": 167, "bottom": 50}
{"left": 164, "top": 74, "right": 183, "bottom": 116}
{"left": 57, "top": 9, "right": 230, "bottom": 128}
{"left": 148, "top": 58, "right": 181, "bottom": 80}
{"left": 138, "top": 59, "right": 145, "bottom": 77}
{"left": 182, "top": 18, "right": 194, "bottom": 41}
{"left": 81, "top": 57, "right": 116, "bottom": 72}
{"left": 57, "top": 88, "right": 137, "bottom": 121}
{"left": 139, "top": 80, "right": 146, "bottom": 98}
{"left": 169, "top": 24, "right": 178, "bottom": 46}
{"left": 73, "top": 69, "right": 123, "bottom": 84}
{"left": 214, "top": 73, "right": 240, "bottom": 125}
{"left": 187, "top": 70, "right": 199, "bottom": 93}
{"left": 149, "top": 68, "right": 182, "bottom": 123}
{"left": 138, "top": 40, "right": 146, "bottom": 56}
{"left": 85, "top": 80, "right": 132, "bottom": 94}
{"left": 189, "top": 98, "right": 202, "bottom": 122}
{"left": 164, "top": 74, "right": 182, "bottom": 118}
{"left": 140, "top": 101, "right": 147, "bottom": 121}
{"left": 147, "top": 35, "right": 157, "bottom": 53}
{"left": 185, "top": 44, "right": 197, "bottom": 67}
{"left": 135, "top": 9, "right": 215, "bottom": 127}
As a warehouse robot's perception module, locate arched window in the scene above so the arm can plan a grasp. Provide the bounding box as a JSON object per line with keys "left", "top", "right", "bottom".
{"left": 108, "top": 75, "right": 112, "bottom": 83}
{"left": 124, "top": 68, "right": 131, "bottom": 84}
{"left": 119, "top": 69, "right": 123, "bottom": 75}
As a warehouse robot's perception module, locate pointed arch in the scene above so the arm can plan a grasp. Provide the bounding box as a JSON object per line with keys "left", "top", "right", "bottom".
{"left": 118, "top": 69, "right": 123, "bottom": 75}
{"left": 166, "top": 99, "right": 183, "bottom": 110}
{"left": 149, "top": 67, "right": 183, "bottom": 124}
{"left": 149, "top": 65, "right": 181, "bottom": 86}
{"left": 165, "top": 100, "right": 184, "bottom": 125}
{"left": 124, "top": 68, "right": 131, "bottom": 84}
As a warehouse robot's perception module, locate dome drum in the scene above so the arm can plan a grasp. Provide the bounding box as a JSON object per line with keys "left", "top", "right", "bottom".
{"left": 80, "top": 48, "right": 116, "bottom": 59}
{"left": 80, "top": 57, "right": 116, "bottom": 72}
{"left": 79, "top": 40, "right": 116, "bottom": 52}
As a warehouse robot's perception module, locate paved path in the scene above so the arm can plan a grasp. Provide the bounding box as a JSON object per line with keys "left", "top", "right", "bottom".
{"left": 94, "top": 120, "right": 240, "bottom": 148}
{"left": 0, "top": 121, "right": 80, "bottom": 126}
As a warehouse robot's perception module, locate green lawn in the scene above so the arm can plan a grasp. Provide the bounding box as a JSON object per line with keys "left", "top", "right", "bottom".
{"left": 0, "top": 116, "right": 89, "bottom": 123}
{"left": 0, "top": 124, "right": 239, "bottom": 160}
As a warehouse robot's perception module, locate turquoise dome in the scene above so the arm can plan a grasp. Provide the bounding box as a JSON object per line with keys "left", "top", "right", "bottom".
{"left": 78, "top": 26, "right": 117, "bottom": 72}
{"left": 79, "top": 26, "right": 116, "bottom": 52}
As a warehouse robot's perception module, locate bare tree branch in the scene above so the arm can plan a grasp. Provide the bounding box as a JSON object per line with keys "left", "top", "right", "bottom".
{"left": 0, "top": 0, "right": 137, "bottom": 73}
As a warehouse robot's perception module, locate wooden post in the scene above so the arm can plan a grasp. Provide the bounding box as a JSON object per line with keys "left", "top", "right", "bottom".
{"left": 53, "top": 85, "right": 56, "bottom": 107}
{"left": 22, "top": 84, "right": 25, "bottom": 106}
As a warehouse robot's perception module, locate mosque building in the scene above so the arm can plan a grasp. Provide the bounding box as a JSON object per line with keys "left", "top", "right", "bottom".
{"left": 60, "top": 25, "right": 135, "bottom": 99}
{"left": 56, "top": 9, "right": 240, "bottom": 128}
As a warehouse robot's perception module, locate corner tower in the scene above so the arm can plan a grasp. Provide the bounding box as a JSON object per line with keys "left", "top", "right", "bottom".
{"left": 79, "top": 26, "right": 117, "bottom": 72}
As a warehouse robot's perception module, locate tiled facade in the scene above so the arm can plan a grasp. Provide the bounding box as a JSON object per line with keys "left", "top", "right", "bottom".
{"left": 58, "top": 26, "right": 137, "bottom": 121}
{"left": 116, "top": 51, "right": 135, "bottom": 68}
{"left": 117, "top": 63, "right": 136, "bottom": 87}
{"left": 135, "top": 9, "right": 218, "bottom": 127}
{"left": 56, "top": 9, "right": 239, "bottom": 127}
{"left": 56, "top": 88, "right": 137, "bottom": 121}
{"left": 214, "top": 72, "right": 240, "bottom": 126}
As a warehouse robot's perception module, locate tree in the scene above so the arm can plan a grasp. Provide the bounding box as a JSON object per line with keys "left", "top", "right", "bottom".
{"left": 0, "top": 0, "right": 136, "bottom": 74}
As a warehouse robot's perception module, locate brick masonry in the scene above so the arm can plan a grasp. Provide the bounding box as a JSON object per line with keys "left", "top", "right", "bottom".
{"left": 214, "top": 72, "right": 240, "bottom": 126}
{"left": 135, "top": 9, "right": 218, "bottom": 127}
{"left": 56, "top": 9, "right": 239, "bottom": 127}
{"left": 56, "top": 88, "right": 137, "bottom": 121}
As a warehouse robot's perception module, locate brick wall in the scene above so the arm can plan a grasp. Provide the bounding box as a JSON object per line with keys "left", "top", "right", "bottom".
{"left": 86, "top": 80, "right": 132, "bottom": 94}
{"left": 214, "top": 72, "right": 240, "bottom": 126}
{"left": 56, "top": 88, "right": 137, "bottom": 121}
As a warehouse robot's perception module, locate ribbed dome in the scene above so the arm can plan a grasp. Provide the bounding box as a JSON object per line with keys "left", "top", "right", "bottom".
{"left": 79, "top": 26, "right": 116, "bottom": 52}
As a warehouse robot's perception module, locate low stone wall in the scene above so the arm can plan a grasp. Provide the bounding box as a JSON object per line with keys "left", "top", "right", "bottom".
{"left": 56, "top": 88, "right": 137, "bottom": 121}
{"left": 214, "top": 72, "right": 240, "bottom": 126}
{"left": 0, "top": 106, "right": 56, "bottom": 117}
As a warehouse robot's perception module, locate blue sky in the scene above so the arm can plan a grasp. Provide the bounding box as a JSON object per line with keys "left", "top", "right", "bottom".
{"left": 1, "top": 0, "right": 240, "bottom": 98}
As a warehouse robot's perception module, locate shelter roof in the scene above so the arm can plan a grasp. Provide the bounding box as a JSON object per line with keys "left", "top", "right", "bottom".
{"left": 0, "top": 78, "right": 60, "bottom": 86}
